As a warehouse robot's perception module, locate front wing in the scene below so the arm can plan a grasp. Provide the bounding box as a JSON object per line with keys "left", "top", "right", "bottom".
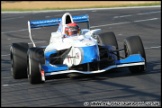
{"left": 41, "top": 54, "right": 145, "bottom": 76}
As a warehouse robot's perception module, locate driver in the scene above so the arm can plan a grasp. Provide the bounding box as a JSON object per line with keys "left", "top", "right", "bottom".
{"left": 63, "top": 22, "right": 80, "bottom": 38}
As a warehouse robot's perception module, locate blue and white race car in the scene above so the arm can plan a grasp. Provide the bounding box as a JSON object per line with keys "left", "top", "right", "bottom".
{"left": 10, "top": 12, "right": 146, "bottom": 84}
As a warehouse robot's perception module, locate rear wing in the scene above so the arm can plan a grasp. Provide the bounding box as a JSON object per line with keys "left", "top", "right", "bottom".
{"left": 28, "top": 14, "right": 90, "bottom": 47}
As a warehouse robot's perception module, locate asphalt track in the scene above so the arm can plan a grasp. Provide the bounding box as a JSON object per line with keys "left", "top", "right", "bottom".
{"left": 1, "top": 6, "right": 161, "bottom": 107}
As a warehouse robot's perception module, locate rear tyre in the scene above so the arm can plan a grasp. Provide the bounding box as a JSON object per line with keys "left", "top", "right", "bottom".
{"left": 10, "top": 43, "right": 29, "bottom": 79}
{"left": 27, "top": 48, "right": 45, "bottom": 84}
{"left": 124, "top": 36, "right": 146, "bottom": 73}
{"left": 97, "top": 32, "right": 120, "bottom": 60}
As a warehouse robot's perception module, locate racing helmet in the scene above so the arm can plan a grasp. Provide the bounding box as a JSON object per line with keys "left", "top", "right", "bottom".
{"left": 65, "top": 23, "right": 80, "bottom": 36}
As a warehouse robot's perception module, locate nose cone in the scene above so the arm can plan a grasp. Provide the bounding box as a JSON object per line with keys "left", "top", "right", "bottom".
{"left": 81, "top": 45, "right": 100, "bottom": 64}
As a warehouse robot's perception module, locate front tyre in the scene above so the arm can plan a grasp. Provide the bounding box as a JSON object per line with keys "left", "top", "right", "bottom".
{"left": 124, "top": 36, "right": 146, "bottom": 73}
{"left": 27, "top": 48, "right": 45, "bottom": 84}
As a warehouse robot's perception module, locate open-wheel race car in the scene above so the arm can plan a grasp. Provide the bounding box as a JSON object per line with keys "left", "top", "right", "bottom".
{"left": 10, "top": 12, "right": 146, "bottom": 84}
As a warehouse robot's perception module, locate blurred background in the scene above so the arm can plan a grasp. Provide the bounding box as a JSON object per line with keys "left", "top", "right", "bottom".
{"left": 1, "top": 1, "right": 161, "bottom": 11}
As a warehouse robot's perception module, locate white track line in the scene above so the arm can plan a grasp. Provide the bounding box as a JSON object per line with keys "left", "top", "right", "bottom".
{"left": 1, "top": 28, "right": 41, "bottom": 34}
{"left": 91, "top": 22, "right": 130, "bottom": 28}
{"left": 1, "top": 29, "right": 28, "bottom": 34}
{"left": 2, "top": 82, "right": 28, "bottom": 87}
{"left": 2, "top": 16, "right": 24, "bottom": 21}
{"left": 90, "top": 18, "right": 159, "bottom": 28}
{"left": 134, "top": 18, "right": 159, "bottom": 22}
{"left": 145, "top": 46, "right": 161, "bottom": 50}
{"left": 137, "top": 11, "right": 161, "bottom": 15}
{"left": 1, "top": 54, "right": 10, "bottom": 57}
{"left": 113, "top": 11, "right": 160, "bottom": 19}
{"left": 114, "top": 15, "right": 132, "bottom": 18}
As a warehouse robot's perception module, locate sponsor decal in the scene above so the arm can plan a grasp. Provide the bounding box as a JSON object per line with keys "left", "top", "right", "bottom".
{"left": 63, "top": 47, "right": 82, "bottom": 67}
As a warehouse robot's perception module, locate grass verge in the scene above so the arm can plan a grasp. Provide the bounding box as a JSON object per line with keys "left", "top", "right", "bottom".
{"left": 1, "top": 1, "right": 161, "bottom": 11}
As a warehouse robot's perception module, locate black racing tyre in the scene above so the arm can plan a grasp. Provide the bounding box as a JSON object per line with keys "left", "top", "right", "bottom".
{"left": 124, "top": 36, "right": 147, "bottom": 73}
{"left": 27, "top": 48, "right": 45, "bottom": 84}
{"left": 97, "top": 32, "right": 120, "bottom": 60}
{"left": 10, "top": 43, "right": 29, "bottom": 79}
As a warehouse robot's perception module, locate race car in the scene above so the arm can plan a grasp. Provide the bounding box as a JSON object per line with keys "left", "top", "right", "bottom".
{"left": 10, "top": 12, "right": 146, "bottom": 84}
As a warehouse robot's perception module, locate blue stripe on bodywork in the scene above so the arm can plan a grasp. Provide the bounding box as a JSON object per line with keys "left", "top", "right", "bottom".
{"left": 44, "top": 50, "right": 57, "bottom": 65}
{"left": 81, "top": 45, "right": 100, "bottom": 64}
{"left": 42, "top": 64, "right": 68, "bottom": 73}
{"left": 44, "top": 50, "right": 57, "bottom": 58}
{"left": 43, "top": 50, "right": 69, "bottom": 72}
{"left": 115, "top": 54, "right": 145, "bottom": 65}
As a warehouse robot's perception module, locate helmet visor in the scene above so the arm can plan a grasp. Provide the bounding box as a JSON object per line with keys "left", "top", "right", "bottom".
{"left": 69, "top": 26, "right": 79, "bottom": 35}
